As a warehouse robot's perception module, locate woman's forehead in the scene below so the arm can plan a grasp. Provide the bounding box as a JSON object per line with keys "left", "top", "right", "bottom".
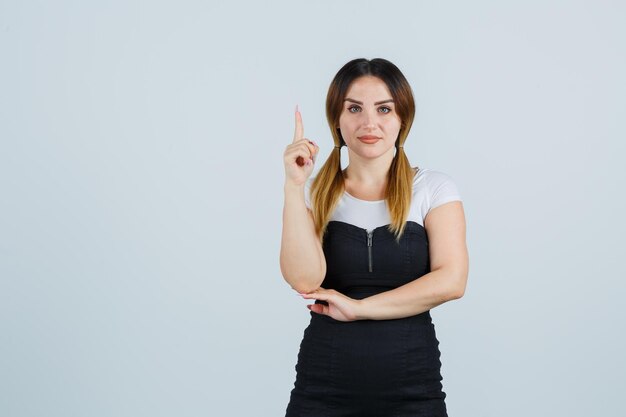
{"left": 345, "top": 76, "right": 392, "bottom": 102}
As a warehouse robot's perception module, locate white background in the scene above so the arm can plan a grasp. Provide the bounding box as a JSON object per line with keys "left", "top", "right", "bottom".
{"left": 1, "top": 1, "right": 624, "bottom": 416}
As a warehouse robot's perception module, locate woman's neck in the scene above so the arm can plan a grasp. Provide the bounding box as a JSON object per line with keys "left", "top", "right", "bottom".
{"left": 343, "top": 149, "right": 394, "bottom": 185}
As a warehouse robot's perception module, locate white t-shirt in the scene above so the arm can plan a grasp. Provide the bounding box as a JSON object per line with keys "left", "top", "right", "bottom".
{"left": 304, "top": 167, "right": 462, "bottom": 232}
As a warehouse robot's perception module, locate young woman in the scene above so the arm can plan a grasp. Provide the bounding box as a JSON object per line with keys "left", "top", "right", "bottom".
{"left": 281, "top": 58, "right": 468, "bottom": 416}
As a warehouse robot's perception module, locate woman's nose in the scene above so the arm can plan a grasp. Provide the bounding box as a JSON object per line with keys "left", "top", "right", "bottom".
{"left": 361, "top": 109, "right": 377, "bottom": 128}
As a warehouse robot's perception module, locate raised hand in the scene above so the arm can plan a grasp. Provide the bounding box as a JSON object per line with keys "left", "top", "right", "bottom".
{"left": 283, "top": 105, "right": 319, "bottom": 186}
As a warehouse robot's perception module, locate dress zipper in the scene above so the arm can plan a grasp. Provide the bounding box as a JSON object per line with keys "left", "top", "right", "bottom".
{"left": 367, "top": 230, "right": 373, "bottom": 272}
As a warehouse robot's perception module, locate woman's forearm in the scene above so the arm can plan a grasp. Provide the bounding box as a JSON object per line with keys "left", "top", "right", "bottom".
{"left": 356, "top": 267, "right": 466, "bottom": 320}
{"left": 280, "top": 182, "right": 326, "bottom": 293}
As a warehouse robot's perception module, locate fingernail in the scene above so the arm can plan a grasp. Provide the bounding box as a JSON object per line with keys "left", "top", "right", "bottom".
{"left": 295, "top": 104, "right": 299, "bottom": 113}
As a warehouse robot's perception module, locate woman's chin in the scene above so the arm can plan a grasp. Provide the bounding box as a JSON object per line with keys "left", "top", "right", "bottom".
{"left": 348, "top": 146, "right": 395, "bottom": 160}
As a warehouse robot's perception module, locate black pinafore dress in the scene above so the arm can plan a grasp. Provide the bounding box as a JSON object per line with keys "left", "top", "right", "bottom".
{"left": 285, "top": 220, "right": 448, "bottom": 417}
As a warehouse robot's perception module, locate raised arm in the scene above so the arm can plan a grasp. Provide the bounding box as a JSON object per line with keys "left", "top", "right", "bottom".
{"left": 280, "top": 107, "right": 326, "bottom": 294}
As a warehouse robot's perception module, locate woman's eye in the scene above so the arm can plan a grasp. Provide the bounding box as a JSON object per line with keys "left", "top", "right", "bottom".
{"left": 347, "top": 105, "right": 392, "bottom": 113}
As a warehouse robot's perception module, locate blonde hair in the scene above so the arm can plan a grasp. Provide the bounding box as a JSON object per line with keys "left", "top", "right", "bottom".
{"left": 310, "top": 58, "right": 417, "bottom": 243}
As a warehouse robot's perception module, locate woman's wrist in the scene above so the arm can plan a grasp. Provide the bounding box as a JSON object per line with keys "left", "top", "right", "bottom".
{"left": 354, "top": 298, "right": 370, "bottom": 320}
{"left": 284, "top": 180, "right": 305, "bottom": 192}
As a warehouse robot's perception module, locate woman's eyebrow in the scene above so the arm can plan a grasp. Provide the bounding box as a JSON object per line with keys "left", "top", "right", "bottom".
{"left": 344, "top": 98, "right": 394, "bottom": 105}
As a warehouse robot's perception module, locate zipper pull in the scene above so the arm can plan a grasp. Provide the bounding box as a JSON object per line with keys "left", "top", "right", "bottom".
{"left": 367, "top": 230, "right": 373, "bottom": 272}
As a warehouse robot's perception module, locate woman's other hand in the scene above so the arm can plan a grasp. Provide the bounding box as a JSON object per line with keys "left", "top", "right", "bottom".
{"left": 299, "top": 288, "right": 363, "bottom": 322}
{"left": 283, "top": 105, "right": 319, "bottom": 187}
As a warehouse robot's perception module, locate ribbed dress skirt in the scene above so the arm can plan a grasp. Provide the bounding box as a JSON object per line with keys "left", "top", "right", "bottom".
{"left": 285, "top": 220, "right": 448, "bottom": 417}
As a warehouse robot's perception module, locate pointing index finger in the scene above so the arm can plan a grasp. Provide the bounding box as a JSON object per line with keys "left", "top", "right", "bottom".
{"left": 293, "top": 105, "right": 304, "bottom": 143}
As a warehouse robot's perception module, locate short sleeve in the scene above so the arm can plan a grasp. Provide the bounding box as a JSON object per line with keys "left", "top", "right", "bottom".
{"left": 426, "top": 170, "right": 462, "bottom": 213}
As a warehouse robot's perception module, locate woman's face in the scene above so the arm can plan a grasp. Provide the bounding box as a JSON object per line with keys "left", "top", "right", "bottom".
{"left": 338, "top": 75, "right": 402, "bottom": 160}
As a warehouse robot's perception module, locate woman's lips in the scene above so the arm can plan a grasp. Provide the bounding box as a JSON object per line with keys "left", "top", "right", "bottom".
{"left": 358, "top": 135, "right": 381, "bottom": 143}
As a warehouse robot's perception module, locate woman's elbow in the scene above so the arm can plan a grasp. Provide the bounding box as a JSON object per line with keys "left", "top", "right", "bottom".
{"left": 445, "top": 265, "right": 468, "bottom": 300}
{"left": 451, "top": 272, "right": 468, "bottom": 300}
{"left": 292, "top": 283, "right": 320, "bottom": 294}
{"left": 290, "top": 274, "right": 325, "bottom": 294}
{"left": 281, "top": 266, "right": 325, "bottom": 294}
{"left": 450, "top": 286, "right": 465, "bottom": 300}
